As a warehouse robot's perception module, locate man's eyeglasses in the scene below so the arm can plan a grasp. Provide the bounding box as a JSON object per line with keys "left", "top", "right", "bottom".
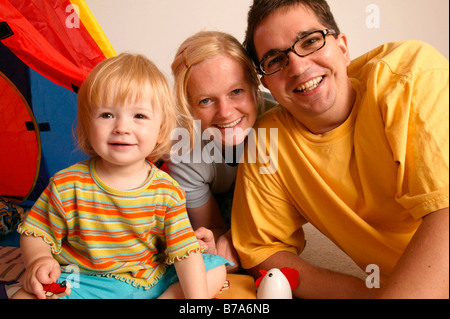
{"left": 258, "top": 29, "right": 336, "bottom": 76}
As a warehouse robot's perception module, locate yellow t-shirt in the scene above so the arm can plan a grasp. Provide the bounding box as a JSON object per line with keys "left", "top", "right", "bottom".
{"left": 231, "top": 41, "right": 449, "bottom": 281}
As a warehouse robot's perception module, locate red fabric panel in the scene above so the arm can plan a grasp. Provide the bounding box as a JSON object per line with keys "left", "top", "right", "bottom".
{"left": 0, "top": 0, "right": 106, "bottom": 90}
{"left": 0, "top": 73, "right": 38, "bottom": 200}
{"left": 8, "top": 0, "right": 106, "bottom": 72}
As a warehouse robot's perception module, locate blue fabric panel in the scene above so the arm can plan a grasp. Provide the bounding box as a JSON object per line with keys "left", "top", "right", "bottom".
{"left": 27, "top": 69, "right": 87, "bottom": 202}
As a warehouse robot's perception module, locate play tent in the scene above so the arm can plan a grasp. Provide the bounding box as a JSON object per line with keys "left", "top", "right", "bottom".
{"left": 0, "top": 0, "right": 116, "bottom": 206}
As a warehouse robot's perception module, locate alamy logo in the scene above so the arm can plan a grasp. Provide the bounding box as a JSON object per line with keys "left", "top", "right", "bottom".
{"left": 365, "top": 264, "right": 381, "bottom": 289}
{"left": 170, "top": 120, "right": 278, "bottom": 174}
{"left": 65, "top": 264, "right": 80, "bottom": 288}
{"left": 366, "top": 4, "right": 381, "bottom": 29}
{"left": 66, "top": 4, "right": 80, "bottom": 29}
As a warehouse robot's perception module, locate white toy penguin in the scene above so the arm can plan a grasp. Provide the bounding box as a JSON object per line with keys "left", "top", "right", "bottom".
{"left": 255, "top": 268, "right": 299, "bottom": 299}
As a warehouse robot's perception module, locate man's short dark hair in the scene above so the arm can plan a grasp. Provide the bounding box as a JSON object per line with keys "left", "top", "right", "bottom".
{"left": 243, "top": 0, "right": 341, "bottom": 65}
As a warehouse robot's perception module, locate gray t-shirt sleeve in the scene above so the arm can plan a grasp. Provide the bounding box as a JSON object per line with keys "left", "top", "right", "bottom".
{"left": 166, "top": 159, "right": 214, "bottom": 209}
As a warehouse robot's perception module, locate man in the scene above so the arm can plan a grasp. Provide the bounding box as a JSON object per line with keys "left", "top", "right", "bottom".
{"left": 231, "top": 0, "right": 449, "bottom": 298}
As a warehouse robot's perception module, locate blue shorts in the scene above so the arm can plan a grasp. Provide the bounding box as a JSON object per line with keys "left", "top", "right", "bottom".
{"left": 58, "top": 254, "right": 230, "bottom": 299}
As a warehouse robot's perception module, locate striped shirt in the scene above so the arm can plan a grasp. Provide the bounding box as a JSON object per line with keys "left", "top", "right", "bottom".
{"left": 18, "top": 158, "right": 201, "bottom": 289}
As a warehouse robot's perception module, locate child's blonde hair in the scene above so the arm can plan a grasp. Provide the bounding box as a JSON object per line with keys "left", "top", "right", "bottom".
{"left": 76, "top": 53, "right": 179, "bottom": 162}
{"left": 171, "top": 31, "right": 263, "bottom": 140}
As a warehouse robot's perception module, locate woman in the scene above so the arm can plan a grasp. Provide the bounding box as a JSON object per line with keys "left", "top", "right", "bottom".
{"left": 167, "top": 31, "right": 274, "bottom": 272}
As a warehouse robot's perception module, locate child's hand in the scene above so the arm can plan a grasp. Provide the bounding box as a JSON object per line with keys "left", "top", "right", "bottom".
{"left": 22, "top": 256, "right": 61, "bottom": 299}
{"left": 194, "top": 227, "right": 217, "bottom": 255}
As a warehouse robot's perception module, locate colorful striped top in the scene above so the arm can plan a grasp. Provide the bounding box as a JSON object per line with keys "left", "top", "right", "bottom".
{"left": 18, "top": 158, "right": 201, "bottom": 289}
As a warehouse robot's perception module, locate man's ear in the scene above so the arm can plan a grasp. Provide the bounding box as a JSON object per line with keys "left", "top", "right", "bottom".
{"left": 336, "top": 33, "right": 351, "bottom": 66}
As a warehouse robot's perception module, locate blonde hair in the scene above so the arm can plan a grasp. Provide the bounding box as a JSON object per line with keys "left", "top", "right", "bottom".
{"left": 76, "top": 53, "right": 179, "bottom": 162}
{"left": 171, "top": 31, "right": 263, "bottom": 139}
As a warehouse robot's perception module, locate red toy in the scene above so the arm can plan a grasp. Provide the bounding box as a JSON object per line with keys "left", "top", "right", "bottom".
{"left": 43, "top": 281, "right": 70, "bottom": 298}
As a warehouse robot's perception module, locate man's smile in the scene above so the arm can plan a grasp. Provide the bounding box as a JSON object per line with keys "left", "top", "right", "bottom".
{"left": 294, "top": 76, "right": 324, "bottom": 93}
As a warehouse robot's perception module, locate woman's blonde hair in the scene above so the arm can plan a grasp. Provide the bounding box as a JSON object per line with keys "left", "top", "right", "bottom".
{"left": 76, "top": 53, "right": 179, "bottom": 162}
{"left": 171, "top": 31, "right": 263, "bottom": 139}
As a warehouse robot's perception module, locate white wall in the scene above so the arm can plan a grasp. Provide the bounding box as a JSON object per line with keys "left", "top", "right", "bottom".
{"left": 328, "top": 0, "right": 449, "bottom": 59}
{"left": 86, "top": 0, "right": 449, "bottom": 80}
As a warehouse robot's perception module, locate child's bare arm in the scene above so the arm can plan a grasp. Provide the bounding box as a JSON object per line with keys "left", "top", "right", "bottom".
{"left": 20, "top": 235, "right": 60, "bottom": 299}
{"left": 174, "top": 251, "right": 209, "bottom": 299}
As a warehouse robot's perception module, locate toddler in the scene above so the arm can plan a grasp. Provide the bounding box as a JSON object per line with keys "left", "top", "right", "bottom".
{"left": 11, "top": 53, "right": 229, "bottom": 299}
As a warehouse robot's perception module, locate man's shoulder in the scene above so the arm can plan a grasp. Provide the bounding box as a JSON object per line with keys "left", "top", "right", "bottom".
{"left": 349, "top": 41, "right": 448, "bottom": 79}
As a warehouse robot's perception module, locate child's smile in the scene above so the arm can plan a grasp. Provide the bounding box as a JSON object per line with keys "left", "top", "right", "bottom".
{"left": 89, "top": 101, "right": 162, "bottom": 168}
